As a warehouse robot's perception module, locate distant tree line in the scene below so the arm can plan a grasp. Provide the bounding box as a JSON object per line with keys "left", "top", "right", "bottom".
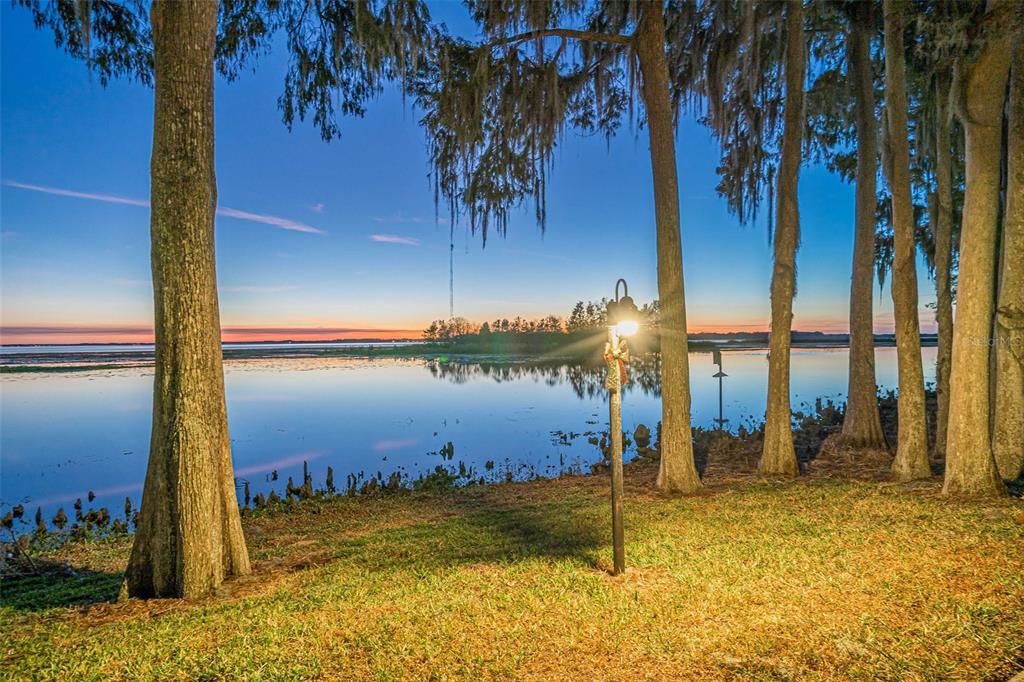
{"left": 422, "top": 299, "right": 661, "bottom": 342}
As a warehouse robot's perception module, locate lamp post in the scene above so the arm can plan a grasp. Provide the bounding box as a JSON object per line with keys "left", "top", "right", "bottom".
{"left": 605, "top": 278, "right": 639, "bottom": 576}
{"left": 712, "top": 348, "right": 728, "bottom": 430}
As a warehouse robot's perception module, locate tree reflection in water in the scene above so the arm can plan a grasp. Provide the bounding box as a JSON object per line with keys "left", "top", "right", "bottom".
{"left": 424, "top": 354, "right": 664, "bottom": 400}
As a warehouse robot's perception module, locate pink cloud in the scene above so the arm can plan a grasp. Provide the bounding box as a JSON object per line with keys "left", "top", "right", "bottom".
{"left": 32, "top": 482, "right": 143, "bottom": 508}
{"left": 234, "top": 450, "right": 327, "bottom": 478}
{"left": 4, "top": 180, "right": 324, "bottom": 234}
{"left": 370, "top": 234, "right": 420, "bottom": 246}
{"left": 26, "top": 451, "right": 328, "bottom": 506}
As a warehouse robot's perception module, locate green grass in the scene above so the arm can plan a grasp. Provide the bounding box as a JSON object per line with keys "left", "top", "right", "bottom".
{"left": 2, "top": 465, "right": 1023, "bottom": 681}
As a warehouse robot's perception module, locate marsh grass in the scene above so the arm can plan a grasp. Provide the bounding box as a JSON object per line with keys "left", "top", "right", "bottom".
{"left": 2, "top": 462, "right": 1022, "bottom": 681}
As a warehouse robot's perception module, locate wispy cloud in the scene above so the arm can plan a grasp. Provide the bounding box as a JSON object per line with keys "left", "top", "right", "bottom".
{"left": 370, "top": 234, "right": 420, "bottom": 246}
{"left": 0, "top": 325, "right": 155, "bottom": 337}
{"left": 219, "top": 326, "right": 421, "bottom": 337}
{"left": 222, "top": 285, "right": 299, "bottom": 294}
{"left": 5, "top": 180, "right": 149, "bottom": 207}
{"left": 310, "top": 203, "right": 325, "bottom": 213}
{"left": 0, "top": 324, "right": 421, "bottom": 340}
{"left": 4, "top": 180, "right": 325, "bottom": 234}
{"left": 217, "top": 207, "right": 323, "bottom": 234}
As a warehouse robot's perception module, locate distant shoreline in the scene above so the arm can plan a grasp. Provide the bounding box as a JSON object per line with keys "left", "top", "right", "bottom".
{"left": 0, "top": 335, "right": 938, "bottom": 373}
{"left": 0, "top": 339, "right": 422, "bottom": 349}
{"left": 0, "top": 331, "right": 938, "bottom": 350}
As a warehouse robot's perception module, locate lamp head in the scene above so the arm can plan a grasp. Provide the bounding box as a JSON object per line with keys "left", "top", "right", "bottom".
{"left": 607, "top": 289, "right": 640, "bottom": 337}
{"left": 615, "top": 319, "right": 639, "bottom": 337}
{"left": 606, "top": 299, "right": 619, "bottom": 325}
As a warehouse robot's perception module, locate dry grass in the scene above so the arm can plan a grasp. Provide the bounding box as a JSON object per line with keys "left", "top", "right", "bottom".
{"left": 2, "top": 459, "right": 1023, "bottom": 681}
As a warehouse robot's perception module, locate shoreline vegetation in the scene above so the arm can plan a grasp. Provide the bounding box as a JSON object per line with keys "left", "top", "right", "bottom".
{"left": 11, "top": 384, "right": 997, "bottom": 546}
{"left": 15, "top": 387, "right": 1011, "bottom": 553}
{"left": 2, "top": 396, "right": 1022, "bottom": 678}
{"left": 0, "top": 299, "right": 938, "bottom": 374}
{"left": 0, "top": 331, "right": 939, "bottom": 374}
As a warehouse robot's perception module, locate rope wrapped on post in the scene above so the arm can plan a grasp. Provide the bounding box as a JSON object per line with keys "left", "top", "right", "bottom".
{"left": 604, "top": 336, "right": 630, "bottom": 390}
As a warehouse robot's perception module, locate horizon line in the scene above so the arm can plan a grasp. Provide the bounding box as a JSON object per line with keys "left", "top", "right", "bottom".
{"left": 0, "top": 325, "right": 925, "bottom": 347}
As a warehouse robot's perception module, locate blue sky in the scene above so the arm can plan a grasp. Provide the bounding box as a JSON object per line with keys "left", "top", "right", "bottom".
{"left": 0, "top": 1, "right": 938, "bottom": 343}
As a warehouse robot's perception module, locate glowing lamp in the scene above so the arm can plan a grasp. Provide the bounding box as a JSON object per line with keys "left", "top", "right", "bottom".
{"left": 615, "top": 319, "right": 639, "bottom": 338}
{"left": 606, "top": 280, "right": 640, "bottom": 338}
{"left": 603, "top": 277, "right": 639, "bottom": 577}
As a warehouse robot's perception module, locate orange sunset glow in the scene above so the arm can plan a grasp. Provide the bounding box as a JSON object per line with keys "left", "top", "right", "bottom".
{"left": 0, "top": 325, "right": 424, "bottom": 345}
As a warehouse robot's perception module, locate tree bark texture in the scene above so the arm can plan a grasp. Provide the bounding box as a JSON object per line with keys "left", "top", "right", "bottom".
{"left": 125, "top": 0, "right": 251, "bottom": 599}
{"left": 759, "top": 0, "right": 803, "bottom": 477}
{"left": 932, "top": 72, "right": 956, "bottom": 461}
{"left": 841, "top": 2, "right": 886, "bottom": 450}
{"left": 636, "top": 3, "right": 702, "bottom": 493}
{"left": 993, "top": 39, "right": 1024, "bottom": 482}
{"left": 943, "top": 1, "right": 1013, "bottom": 496}
{"left": 883, "top": 0, "right": 931, "bottom": 482}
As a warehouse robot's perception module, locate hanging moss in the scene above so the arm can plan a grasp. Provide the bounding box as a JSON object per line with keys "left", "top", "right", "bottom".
{"left": 414, "top": 2, "right": 705, "bottom": 245}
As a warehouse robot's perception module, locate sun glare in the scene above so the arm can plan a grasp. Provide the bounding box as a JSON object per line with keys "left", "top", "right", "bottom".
{"left": 614, "top": 320, "right": 639, "bottom": 337}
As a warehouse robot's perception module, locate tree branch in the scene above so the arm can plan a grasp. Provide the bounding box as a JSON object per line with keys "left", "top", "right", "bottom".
{"left": 485, "top": 28, "right": 632, "bottom": 51}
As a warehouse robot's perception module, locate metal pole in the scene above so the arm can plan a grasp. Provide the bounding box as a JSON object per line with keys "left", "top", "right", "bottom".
{"left": 713, "top": 350, "right": 727, "bottom": 431}
{"left": 608, "top": 326, "right": 625, "bottom": 575}
{"left": 718, "top": 373, "right": 724, "bottom": 429}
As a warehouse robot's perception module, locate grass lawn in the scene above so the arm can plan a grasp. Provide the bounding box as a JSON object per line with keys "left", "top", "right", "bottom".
{"left": 2, "top": 461, "right": 1023, "bottom": 681}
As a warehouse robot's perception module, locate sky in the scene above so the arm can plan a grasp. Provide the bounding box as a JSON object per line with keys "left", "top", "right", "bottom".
{"left": 0, "top": 1, "right": 939, "bottom": 345}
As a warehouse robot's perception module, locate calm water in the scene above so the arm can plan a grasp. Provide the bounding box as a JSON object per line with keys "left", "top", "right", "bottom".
{"left": 0, "top": 347, "right": 936, "bottom": 515}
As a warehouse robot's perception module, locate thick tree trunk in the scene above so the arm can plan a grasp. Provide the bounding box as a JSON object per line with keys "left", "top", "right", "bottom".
{"left": 125, "top": 0, "right": 251, "bottom": 599}
{"left": 841, "top": 3, "right": 886, "bottom": 450}
{"left": 943, "top": 2, "right": 1013, "bottom": 496}
{"left": 636, "top": 5, "right": 701, "bottom": 493}
{"left": 759, "top": 0, "right": 803, "bottom": 477}
{"left": 992, "top": 41, "right": 1024, "bottom": 481}
{"left": 932, "top": 72, "right": 955, "bottom": 461}
{"left": 882, "top": 0, "right": 931, "bottom": 482}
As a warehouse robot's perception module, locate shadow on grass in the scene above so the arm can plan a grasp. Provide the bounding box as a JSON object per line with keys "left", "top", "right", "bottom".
{"left": 0, "top": 491, "right": 606, "bottom": 614}
{"left": 1007, "top": 476, "right": 1024, "bottom": 499}
{"left": 335, "top": 496, "right": 607, "bottom": 573}
{"left": 1, "top": 558, "right": 122, "bottom": 613}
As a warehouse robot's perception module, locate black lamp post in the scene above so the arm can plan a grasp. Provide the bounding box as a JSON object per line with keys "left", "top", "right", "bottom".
{"left": 604, "top": 278, "right": 639, "bottom": 576}
{"left": 712, "top": 348, "right": 728, "bottom": 430}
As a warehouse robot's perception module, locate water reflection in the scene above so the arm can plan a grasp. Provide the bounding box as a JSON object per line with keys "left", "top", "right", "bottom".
{"left": 1, "top": 347, "right": 937, "bottom": 524}
{"left": 426, "top": 354, "right": 664, "bottom": 400}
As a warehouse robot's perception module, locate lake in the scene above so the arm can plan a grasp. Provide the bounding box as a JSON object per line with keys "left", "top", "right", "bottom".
{"left": 0, "top": 346, "right": 937, "bottom": 516}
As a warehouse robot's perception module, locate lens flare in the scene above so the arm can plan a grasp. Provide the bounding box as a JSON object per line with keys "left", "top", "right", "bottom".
{"left": 615, "top": 320, "right": 639, "bottom": 337}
